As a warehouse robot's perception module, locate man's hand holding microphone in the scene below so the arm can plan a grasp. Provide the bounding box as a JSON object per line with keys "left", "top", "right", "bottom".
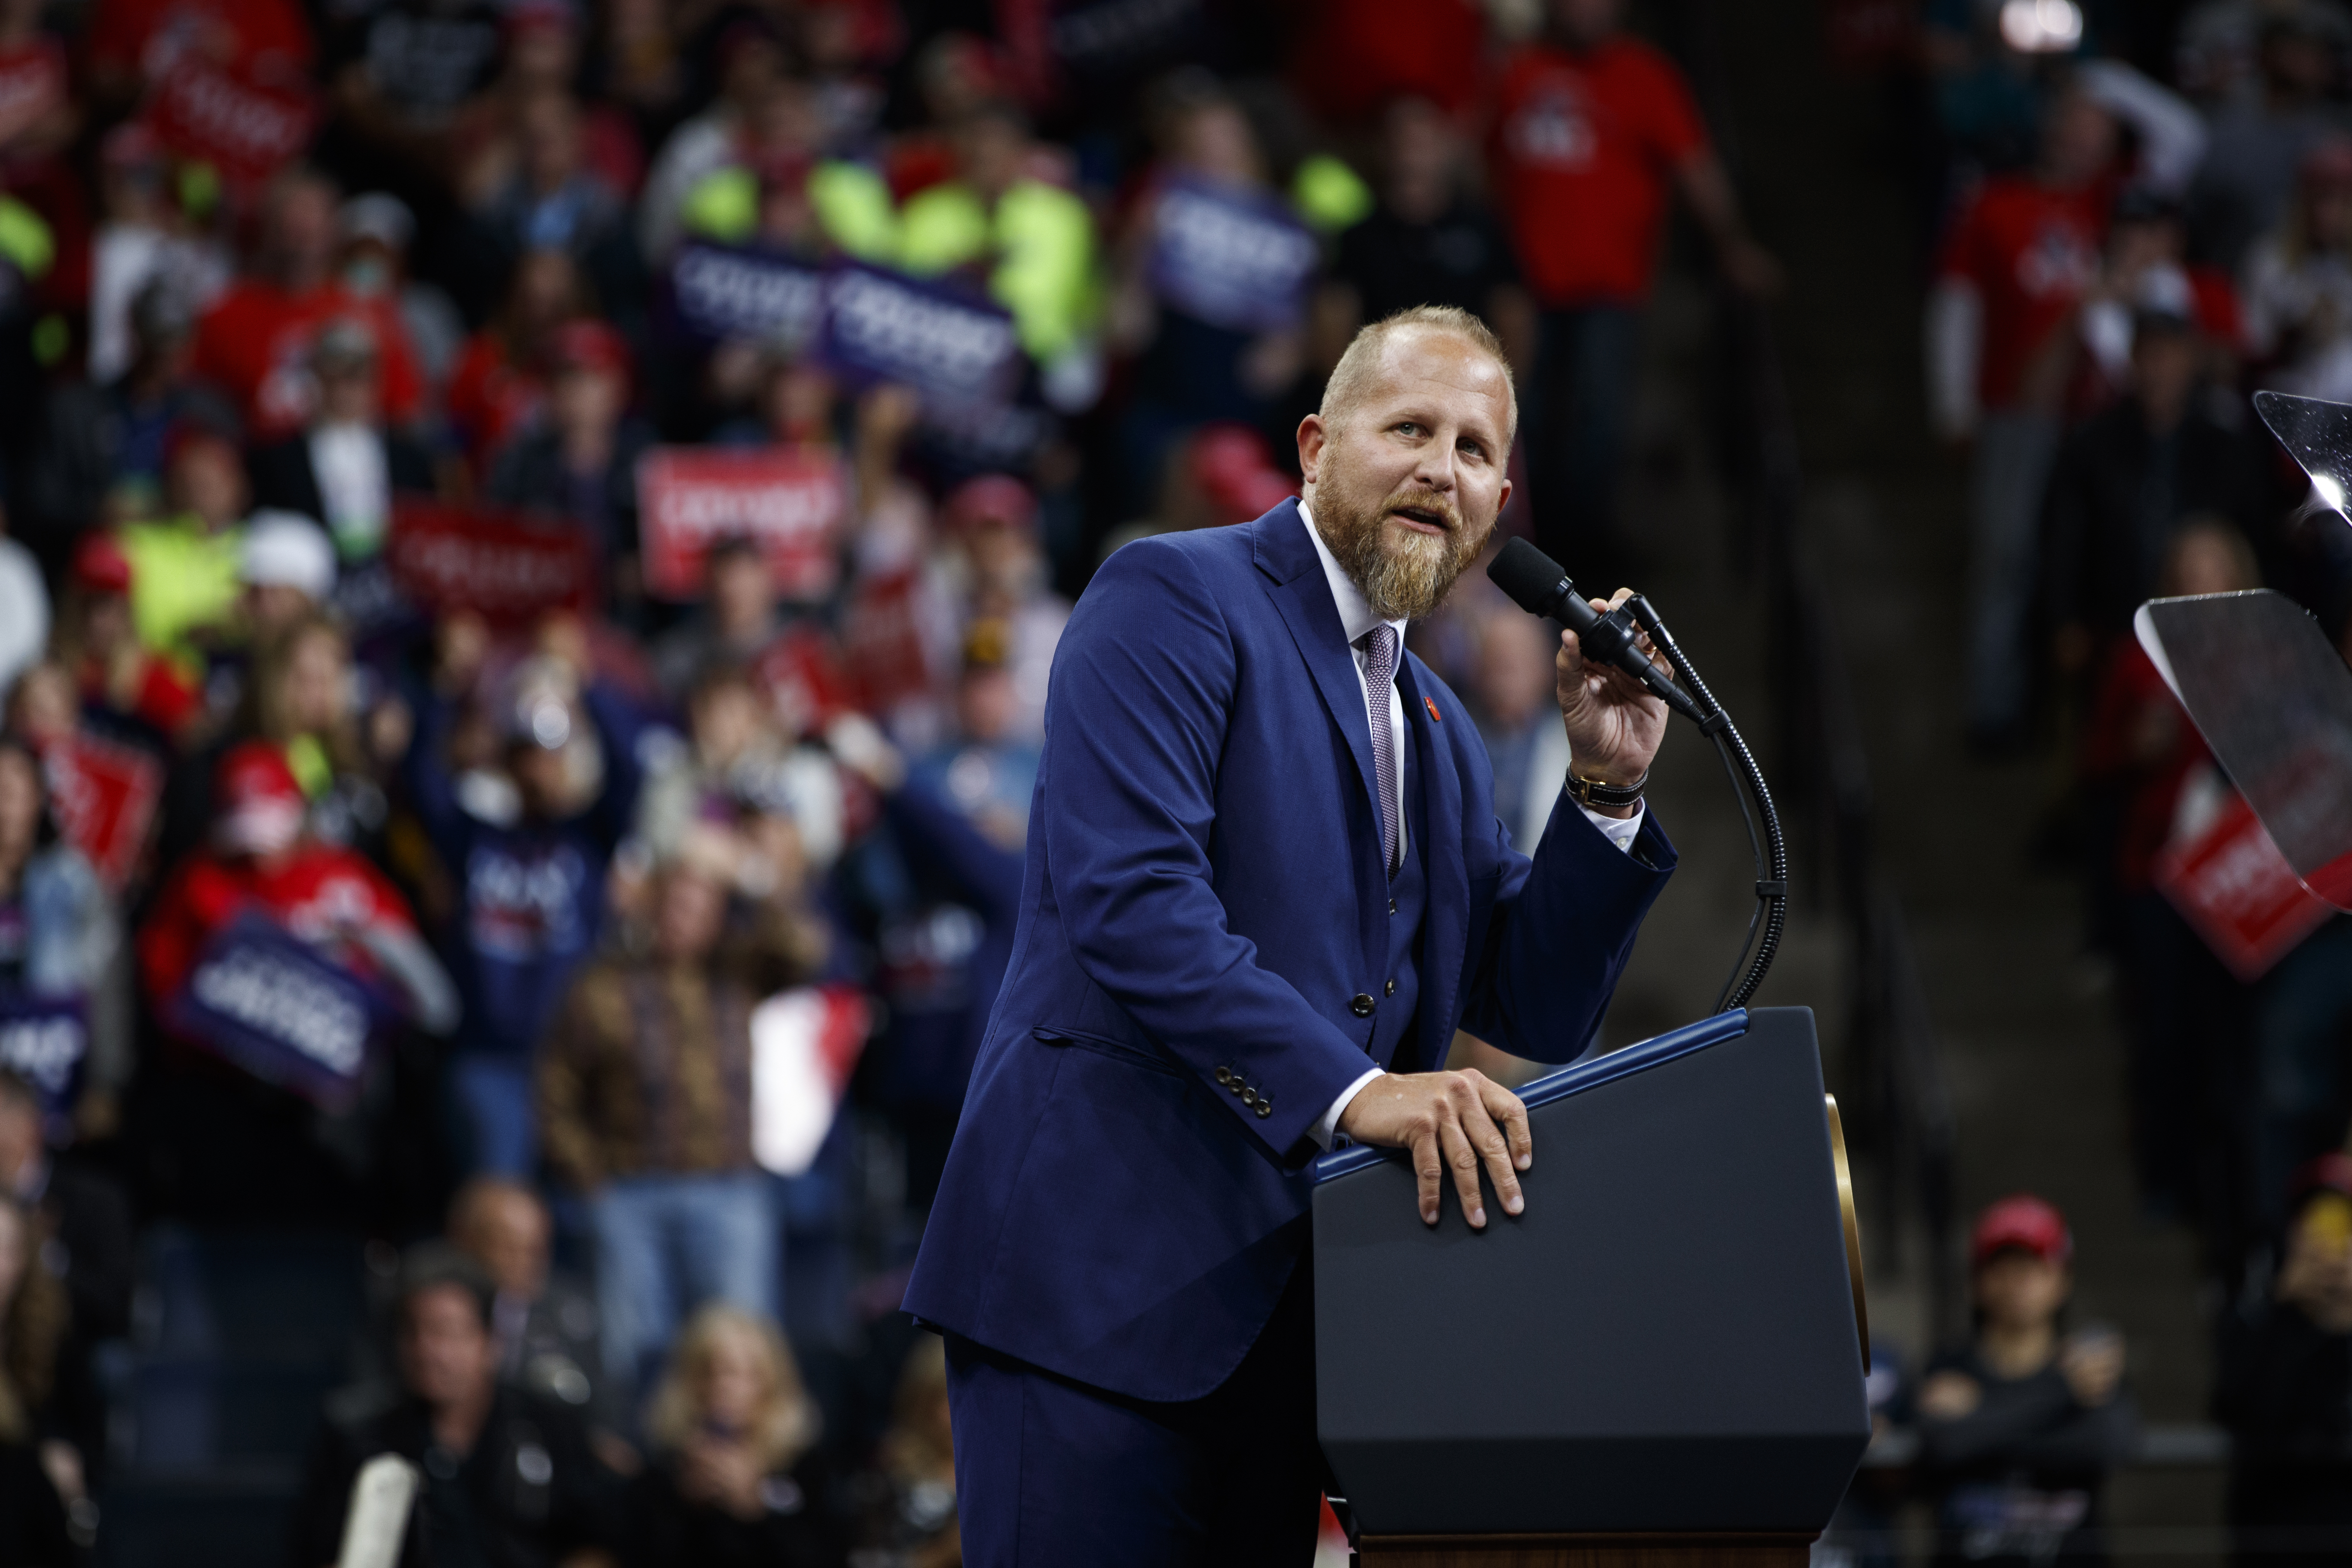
{"left": 1336, "top": 561, "right": 1673, "bottom": 1227}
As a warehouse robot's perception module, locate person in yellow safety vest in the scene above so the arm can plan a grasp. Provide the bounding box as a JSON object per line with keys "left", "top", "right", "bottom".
{"left": 117, "top": 423, "right": 252, "bottom": 662}
{"left": 896, "top": 104, "right": 1101, "bottom": 401}
{"left": 0, "top": 192, "right": 52, "bottom": 294}
{"left": 644, "top": 48, "right": 898, "bottom": 270}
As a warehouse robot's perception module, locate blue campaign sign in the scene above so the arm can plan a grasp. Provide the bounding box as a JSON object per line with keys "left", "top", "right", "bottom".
{"left": 671, "top": 243, "right": 827, "bottom": 348}
{"left": 1146, "top": 176, "right": 1318, "bottom": 334}
{"left": 162, "top": 918, "right": 392, "bottom": 1113}
{"left": 0, "top": 992, "right": 85, "bottom": 1143}
{"left": 817, "top": 262, "right": 1025, "bottom": 405}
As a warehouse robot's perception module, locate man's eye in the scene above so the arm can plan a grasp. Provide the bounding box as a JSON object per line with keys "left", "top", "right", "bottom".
{"left": 1394, "top": 422, "right": 1420, "bottom": 436}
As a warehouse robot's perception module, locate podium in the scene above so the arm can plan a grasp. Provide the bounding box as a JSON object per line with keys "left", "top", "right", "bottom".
{"left": 1313, "top": 1008, "right": 1870, "bottom": 1567}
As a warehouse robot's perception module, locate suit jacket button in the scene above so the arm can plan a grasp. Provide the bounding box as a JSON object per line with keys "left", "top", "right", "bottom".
{"left": 1384, "top": 979, "right": 1396, "bottom": 996}
{"left": 1351, "top": 994, "right": 1375, "bottom": 1017}
{"left": 1255, "top": 1101, "right": 1272, "bottom": 1118}
{"left": 1242, "top": 1088, "right": 1262, "bottom": 1108}
{"left": 1215, "top": 1066, "right": 1233, "bottom": 1085}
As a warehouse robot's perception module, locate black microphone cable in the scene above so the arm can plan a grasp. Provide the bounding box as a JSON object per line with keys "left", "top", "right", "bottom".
{"left": 1620, "top": 594, "right": 1785, "bottom": 1012}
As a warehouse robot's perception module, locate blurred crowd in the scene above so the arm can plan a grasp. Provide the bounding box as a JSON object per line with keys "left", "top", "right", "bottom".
{"left": 0, "top": 0, "right": 1795, "bottom": 1562}
{"left": 0, "top": 0, "right": 2337, "bottom": 1562}
{"left": 1897, "top": 0, "right": 2352, "bottom": 1560}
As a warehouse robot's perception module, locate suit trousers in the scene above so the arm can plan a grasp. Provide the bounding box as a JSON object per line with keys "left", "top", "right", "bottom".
{"left": 945, "top": 1257, "right": 1327, "bottom": 1567}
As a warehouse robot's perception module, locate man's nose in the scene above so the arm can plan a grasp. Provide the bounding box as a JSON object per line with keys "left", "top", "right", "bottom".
{"left": 1410, "top": 440, "right": 1457, "bottom": 493}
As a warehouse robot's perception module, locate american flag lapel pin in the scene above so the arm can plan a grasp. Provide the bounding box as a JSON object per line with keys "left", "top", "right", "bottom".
{"left": 1423, "top": 696, "right": 1442, "bottom": 722}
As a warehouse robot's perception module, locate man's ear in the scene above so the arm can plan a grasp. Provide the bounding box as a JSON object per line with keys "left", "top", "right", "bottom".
{"left": 1296, "top": 413, "right": 1327, "bottom": 485}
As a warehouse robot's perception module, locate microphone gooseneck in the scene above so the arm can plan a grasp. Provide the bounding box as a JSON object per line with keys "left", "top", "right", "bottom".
{"left": 1483, "top": 538, "right": 1786, "bottom": 1012}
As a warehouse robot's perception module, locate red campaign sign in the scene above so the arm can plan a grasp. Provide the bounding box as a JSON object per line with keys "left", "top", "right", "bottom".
{"left": 41, "top": 731, "right": 165, "bottom": 892}
{"left": 840, "top": 567, "right": 936, "bottom": 715}
{"left": 2154, "top": 792, "right": 2335, "bottom": 981}
{"left": 637, "top": 447, "right": 848, "bottom": 603}
{"left": 386, "top": 501, "right": 594, "bottom": 625}
{"left": 752, "top": 624, "right": 856, "bottom": 738}
{"left": 143, "top": 62, "right": 315, "bottom": 189}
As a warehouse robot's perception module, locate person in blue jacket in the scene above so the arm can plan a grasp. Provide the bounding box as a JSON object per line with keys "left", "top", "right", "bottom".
{"left": 408, "top": 615, "right": 643, "bottom": 1178}
{"left": 902, "top": 304, "right": 1678, "bottom": 1565}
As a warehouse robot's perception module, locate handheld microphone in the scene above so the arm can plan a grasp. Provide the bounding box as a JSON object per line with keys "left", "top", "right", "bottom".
{"left": 1487, "top": 538, "right": 1704, "bottom": 720}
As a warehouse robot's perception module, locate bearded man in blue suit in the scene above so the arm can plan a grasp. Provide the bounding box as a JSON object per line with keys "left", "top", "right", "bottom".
{"left": 903, "top": 305, "right": 1678, "bottom": 1565}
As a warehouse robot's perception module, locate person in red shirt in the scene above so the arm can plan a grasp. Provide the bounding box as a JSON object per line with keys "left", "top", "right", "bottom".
{"left": 1488, "top": 0, "right": 1777, "bottom": 585}
{"left": 2075, "top": 522, "right": 2255, "bottom": 1226}
{"left": 138, "top": 741, "right": 455, "bottom": 1031}
{"left": 190, "top": 165, "right": 425, "bottom": 441}
{"left": 444, "top": 247, "right": 589, "bottom": 472}
{"left": 54, "top": 532, "right": 203, "bottom": 743}
{"left": 1927, "top": 79, "right": 2125, "bottom": 749}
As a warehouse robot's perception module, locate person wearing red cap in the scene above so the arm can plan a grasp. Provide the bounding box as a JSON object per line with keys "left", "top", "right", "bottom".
{"left": 53, "top": 531, "right": 204, "bottom": 742}
{"left": 2218, "top": 1153, "right": 2352, "bottom": 1560}
{"left": 937, "top": 473, "right": 1066, "bottom": 744}
{"left": 138, "top": 741, "right": 455, "bottom": 1031}
{"left": 133, "top": 741, "right": 458, "bottom": 1220}
{"left": 1916, "top": 1194, "right": 2135, "bottom": 1566}
{"left": 484, "top": 316, "right": 655, "bottom": 612}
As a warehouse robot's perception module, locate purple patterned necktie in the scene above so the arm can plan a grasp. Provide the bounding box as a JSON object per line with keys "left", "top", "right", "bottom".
{"left": 1360, "top": 625, "right": 1399, "bottom": 874}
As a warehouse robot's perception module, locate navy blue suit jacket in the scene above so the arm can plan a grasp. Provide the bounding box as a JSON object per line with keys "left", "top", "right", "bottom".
{"left": 901, "top": 501, "right": 1675, "bottom": 1402}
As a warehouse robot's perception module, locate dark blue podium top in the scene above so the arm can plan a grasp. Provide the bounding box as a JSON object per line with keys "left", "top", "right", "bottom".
{"left": 1312, "top": 1006, "right": 1869, "bottom": 1536}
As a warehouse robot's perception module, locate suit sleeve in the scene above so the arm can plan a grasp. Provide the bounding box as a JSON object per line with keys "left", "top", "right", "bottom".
{"left": 1458, "top": 790, "right": 1676, "bottom": 1064}
{"left": 1040, "top": 541, "right": 1376, "bottom": 1156}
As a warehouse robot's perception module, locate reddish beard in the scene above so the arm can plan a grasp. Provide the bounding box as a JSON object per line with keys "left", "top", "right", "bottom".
{"left": 1315, "top": 481, "right": 1492, "bottom": 622}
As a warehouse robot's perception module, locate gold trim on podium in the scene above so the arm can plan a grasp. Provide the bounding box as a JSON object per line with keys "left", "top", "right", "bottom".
{"left": 1823, "top": 1095, "right": 1868, "bottom": 1367}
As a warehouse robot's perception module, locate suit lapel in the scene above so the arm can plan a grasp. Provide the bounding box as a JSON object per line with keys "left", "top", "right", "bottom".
{"left": 1253, "top": 503, "right": 1388, "bottom": 986}
{"left": 1397, "top": 656, "right": 1467, "bottom": 1070}
{"left": 1254, "top": 505, "right": 1384, "bottom": 851}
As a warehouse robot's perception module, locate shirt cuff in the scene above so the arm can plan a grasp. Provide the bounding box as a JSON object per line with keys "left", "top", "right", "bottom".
{"left": 1311, "top": 1066, "right": 1385, "bottom": 1151}
{"left": 1581, "top": 798, "right": 1645, "bottom": 854}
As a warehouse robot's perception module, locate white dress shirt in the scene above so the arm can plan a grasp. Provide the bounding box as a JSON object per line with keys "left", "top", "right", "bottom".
{"left": 1296, "top": 504, "right": 1644, "bottom": 1148}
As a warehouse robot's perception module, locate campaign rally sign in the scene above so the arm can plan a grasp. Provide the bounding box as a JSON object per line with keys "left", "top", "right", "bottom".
{"left": 387, "top": 501, "right": 596, "bottom": 625}
{"left": 671, "top": 244, "right": 826, "bottom": 348}
{"left": 41, "top": 729, "right": 164, "bottom": 892}
{"left": 750, "top": 983, "right": 872, "bottom": 1178}
{"left": 840, "top": 567, "right": 937, "bottom": 716}
{"left": 637, "top": 447, "right": 848, "bottom": 602}
{"left": 144, "top": 62, "right": 315, "bottom": 189}
{"left": 1146, "top": 176, "right": 1317, "bottom": 334}
{"left": 162, "top": 918, "right": 389, "bottom": 1113}
{"left": 2155, "top": 791, "right": 2335, "bottom": 980}
{"left": 916, "top": 393, "right": 1053, "bottom": 474}
{"left": 817, "top": 263, "right": 1025, "bottom": 406}
{"left": 0, "top": 992, "right": 84, "bottom": 1144}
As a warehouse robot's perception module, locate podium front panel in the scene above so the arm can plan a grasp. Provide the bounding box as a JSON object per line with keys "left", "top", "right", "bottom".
{"left": 1313, "top": 1008, "right": 1869, "bottom": 1535}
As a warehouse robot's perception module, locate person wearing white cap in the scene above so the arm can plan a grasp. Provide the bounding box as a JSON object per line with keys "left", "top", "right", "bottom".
{"left": 240, "top": 509, "right": 339, "bottom": 638}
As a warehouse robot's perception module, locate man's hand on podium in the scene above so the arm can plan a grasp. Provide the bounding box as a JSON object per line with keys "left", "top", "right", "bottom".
{"left": 1336, "top": 1068, "right": 1531, "bottom": 1228}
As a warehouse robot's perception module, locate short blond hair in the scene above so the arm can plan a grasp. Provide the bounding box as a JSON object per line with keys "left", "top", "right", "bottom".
{"left": 1320, "top": 305, "right": 1517, "bottom": 448}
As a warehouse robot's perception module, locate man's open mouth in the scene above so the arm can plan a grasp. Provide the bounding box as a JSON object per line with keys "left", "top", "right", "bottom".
{"left": 1389, "top": 505, "right": 1449, "bottom": 534}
